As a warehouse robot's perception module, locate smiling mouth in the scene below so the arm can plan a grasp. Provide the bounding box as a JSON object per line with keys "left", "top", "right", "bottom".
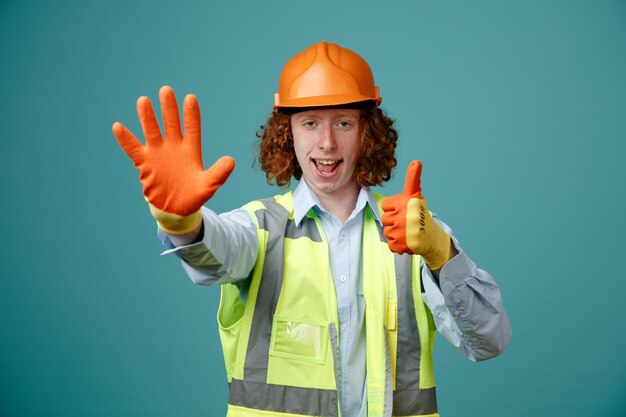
{"left": 312, "top": 158, "right": 342, "bottom": 176}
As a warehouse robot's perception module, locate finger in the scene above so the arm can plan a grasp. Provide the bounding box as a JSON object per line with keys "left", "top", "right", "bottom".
{"left": 183, "top": 94, "right": 201, "bottom": 148}
{"left": 383, "top": 229, "right": 407, "bottom": 254}
{"left": 403, "top": 160, "right": 423, "bottom": 198}
{"left": 112, "top": 122, "right": 145, "bottom": 165}
{"left": 381, "top": 195, "right": 403, "bottom": 212}
{"left": 201, "top": 156, "right": 236, "bottom": 198}
{"left": 137, "top": 96, "right": 162, "bottom": 147}
{"left": 380, "top": 211, "right": 394, "bottom": 227}
{"left": 382, "top": 227, "right": 397, "bottom": 245}
{"left": 159, "top": 85, "right": 182, "bottom": 140}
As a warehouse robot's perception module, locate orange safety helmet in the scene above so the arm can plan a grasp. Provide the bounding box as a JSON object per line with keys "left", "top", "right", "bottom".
{"left": 273, "top": 41, "right": 382, "bottom": 110}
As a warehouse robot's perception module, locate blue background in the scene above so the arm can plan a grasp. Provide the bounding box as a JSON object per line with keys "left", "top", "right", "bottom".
{"left": 1, "top": 0, "right": 625, "bottom": 416}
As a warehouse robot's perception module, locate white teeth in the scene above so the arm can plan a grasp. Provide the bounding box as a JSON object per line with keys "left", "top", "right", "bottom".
{"left": 317, "top": 160, "right": 338, "bottom": 165}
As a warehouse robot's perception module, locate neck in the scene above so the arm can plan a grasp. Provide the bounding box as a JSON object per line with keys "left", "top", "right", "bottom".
{"left": 314, "top": 184, "right": 361, "bottom": 224}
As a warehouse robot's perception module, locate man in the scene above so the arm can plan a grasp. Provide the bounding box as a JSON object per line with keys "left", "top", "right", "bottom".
{"left": 113, "top": 41, "right": 511, "bottom": 417}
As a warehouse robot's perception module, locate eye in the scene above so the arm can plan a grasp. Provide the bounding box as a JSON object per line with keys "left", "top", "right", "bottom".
{"left": 304, "top": 121, "right": 317, "bottom": 128}
{"left": 337, "top": 121, "right": 352, "bottom": 128}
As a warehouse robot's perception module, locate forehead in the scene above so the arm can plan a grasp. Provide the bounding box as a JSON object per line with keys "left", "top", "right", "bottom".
{"left": 291, "top": 108, "right": 361, "bottom": 120}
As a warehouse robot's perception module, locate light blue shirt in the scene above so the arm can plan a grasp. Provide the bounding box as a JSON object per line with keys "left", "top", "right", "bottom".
{"left": 292, "top": 182, "right": 374, "bottom": 417}
{"left": 160, "top": 180, "right": 512, "bottom": 417}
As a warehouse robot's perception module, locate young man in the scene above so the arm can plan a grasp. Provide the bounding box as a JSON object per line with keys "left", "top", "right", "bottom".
{"left": 113, "top": 41, "right": 511, "bottom": 417}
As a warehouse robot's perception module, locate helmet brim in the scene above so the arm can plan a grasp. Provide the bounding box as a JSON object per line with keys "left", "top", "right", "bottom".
{"left": 274, "top": 94, "right": 382, "bottom": 110}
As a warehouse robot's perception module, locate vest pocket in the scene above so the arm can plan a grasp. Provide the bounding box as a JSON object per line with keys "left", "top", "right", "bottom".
{"left": 269, "top": 316, "right": 329, "bottom": 364}
{"left": 218, "top": 283, "right": 245, "bottom": 382}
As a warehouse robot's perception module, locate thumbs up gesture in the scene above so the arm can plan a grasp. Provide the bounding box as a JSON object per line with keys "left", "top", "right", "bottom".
{"left": 381, "top": 161, "right": 452, "bottom": 270}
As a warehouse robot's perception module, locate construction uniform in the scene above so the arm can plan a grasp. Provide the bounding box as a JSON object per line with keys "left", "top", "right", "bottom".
{"left": 160, "top": 180, "right": 511, "bottom": 417}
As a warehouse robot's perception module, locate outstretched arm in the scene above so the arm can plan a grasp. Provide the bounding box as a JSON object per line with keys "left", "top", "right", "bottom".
{"left": 113, "top": 86, "right": 256, "bottom": 285}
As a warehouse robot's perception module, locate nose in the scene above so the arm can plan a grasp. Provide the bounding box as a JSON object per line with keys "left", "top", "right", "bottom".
{"left": 319, "top": 125, "right": 336, "bottom": 151}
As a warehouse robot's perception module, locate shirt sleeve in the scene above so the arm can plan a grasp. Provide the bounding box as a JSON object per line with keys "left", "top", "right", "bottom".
{"left": 421, "top": 217, "right": 512, "bottom": 362}
{"left": 158, "top": 206, "right": 258, "bottom": 286}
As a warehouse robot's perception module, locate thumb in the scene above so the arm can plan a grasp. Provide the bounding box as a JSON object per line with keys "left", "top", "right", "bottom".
{"left": 112, "top": 121, "right": 145, "bottom": 165}
{"left": 202, "top": 156, "right": 236, "bottom": 191}
{"left": 403, "top": 160, "right": 423, "bottom": 198}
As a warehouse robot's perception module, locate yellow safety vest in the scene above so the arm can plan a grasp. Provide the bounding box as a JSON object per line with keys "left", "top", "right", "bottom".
{"left": 217, "top": 191, "right": 439, "bottom": 417}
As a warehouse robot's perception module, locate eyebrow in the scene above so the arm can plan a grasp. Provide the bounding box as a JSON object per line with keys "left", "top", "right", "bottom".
{"left": 333, "top": 113, "right": 359, "bottom": 119}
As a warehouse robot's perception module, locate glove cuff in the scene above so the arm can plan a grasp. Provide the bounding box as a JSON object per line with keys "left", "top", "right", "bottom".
{"left": 422, "top": 227, "right": 452, "bottom": 271}
{"left": 147, "top": 201, "right": 203, "bottom": 235}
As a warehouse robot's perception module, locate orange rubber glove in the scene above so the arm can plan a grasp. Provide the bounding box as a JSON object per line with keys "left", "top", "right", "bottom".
{"left": 381, "top": 160, "right": 451, "bottom": 270}
{"left": 112, "top": 86, "right": 235, "bottom": 234}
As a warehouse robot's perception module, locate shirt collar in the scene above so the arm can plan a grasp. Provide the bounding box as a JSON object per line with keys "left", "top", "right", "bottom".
{"left": 292, "top": 180, "right": 382, "bottom": 226}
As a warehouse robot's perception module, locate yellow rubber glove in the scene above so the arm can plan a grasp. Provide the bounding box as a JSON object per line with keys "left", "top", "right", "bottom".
{"left": 381, "top": 160, "right": 451, "bottom": 270}
{"left": 112, "top": 86, "right": 235, "bottom": 234}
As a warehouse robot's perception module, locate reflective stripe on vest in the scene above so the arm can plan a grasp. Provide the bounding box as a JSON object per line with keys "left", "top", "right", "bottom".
{"left": 393, "top": 253, "right": 437, "bottom": 416}
{"left": 220, "top": 191, "right": 437, "bottom": 417}
{"left": 242, "top": 197, "right": 291, "bottom": 383}
{"left": 229, "top": 195, "right": 340, "bottom": 417}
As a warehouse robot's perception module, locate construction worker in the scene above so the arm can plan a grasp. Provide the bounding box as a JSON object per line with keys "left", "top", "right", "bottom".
{"left": 113, "top": 41, "right": 511, "bottom": 417}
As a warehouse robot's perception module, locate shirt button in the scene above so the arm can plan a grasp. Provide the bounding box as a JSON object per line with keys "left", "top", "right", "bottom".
{"left": 340, "top": 275, "right": 347, "bottom": 282}
{"left": 453, "top": 310, "right": 461, "bottom": 317}
{"left": 340, "top": 324, "right": 347, "bottom": 332}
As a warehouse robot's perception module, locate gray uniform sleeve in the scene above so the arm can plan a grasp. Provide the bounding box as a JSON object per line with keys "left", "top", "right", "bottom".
{"left": 158, "top": 206, "right": 258, "bottom": 286}
{"left": 421, "top": 217, "right": 512, "bottom": 362}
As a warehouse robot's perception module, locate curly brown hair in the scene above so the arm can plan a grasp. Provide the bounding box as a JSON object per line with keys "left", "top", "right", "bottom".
{"left": 256, "top": 107, "right": 398, "bottom": 189}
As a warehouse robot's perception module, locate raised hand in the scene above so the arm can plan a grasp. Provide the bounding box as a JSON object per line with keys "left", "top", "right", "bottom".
{"left": 381, "top": 160, "right": 451, "bottom": 270}
{"left": 112, "top": 86, "right": 235, "bottom": 233}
